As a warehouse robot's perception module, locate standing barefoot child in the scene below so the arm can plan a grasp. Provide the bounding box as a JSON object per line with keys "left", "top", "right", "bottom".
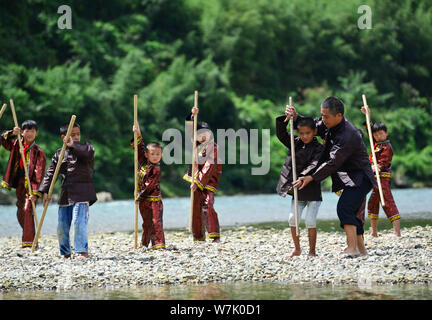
{"left": 131, "top": 124, "right": 165, "bottom": 250}
{"left": 276, "top": 115, "right": 324, "bottom": 258}
{"left": 1, "top": 120, "right": 46, "bottom": 249}
{"left": 183, "top": 106, "right": 222, "bottom": 242}
{"left": 361, "top": 116, "right": 401, "bottom": 237}
{"left": 37, "top": 122, "right": 97, "bottom": 259}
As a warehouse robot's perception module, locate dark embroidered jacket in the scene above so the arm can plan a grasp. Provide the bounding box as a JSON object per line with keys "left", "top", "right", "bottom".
{"left": 275, "top": 115, "right": 324, "bottom": 201}
{"left": 295, "top": 115, "right": 377, "bottom": 192}
{"left": 38, "top": 142, "right": 97, "bottom": 206}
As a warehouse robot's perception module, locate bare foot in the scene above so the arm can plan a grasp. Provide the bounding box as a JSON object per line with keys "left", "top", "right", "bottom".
{"left": 75, "top": 252, "right": 88, "bottom": 260}
{"left": 389, "top": 233, "right": 401, "bottom": 238}
{"left": 339, "top": 247, "right": 360, "bottom": 258}
{"left": 212, "top": 238, "right": 220, "bottom": 243}
{"left": 308, "top": 251, "right": 316, "bottom": 257}
{"left": 285, "top": 248, "right": 301, "bottom": 259}
{"left": 63, "top": 254, "right": 71, "bottom": 259}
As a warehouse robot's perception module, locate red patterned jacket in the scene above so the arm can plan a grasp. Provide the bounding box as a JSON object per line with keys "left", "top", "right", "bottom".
{"left": 183, "top": 114, "right": 222, "bottom": 193}
{"left": 1, "top": 130, "right": 46, "bottom": 196}
{"left": 132, "top": 137, "right": 162, "bottom": 201}
{"left": 370, "top": 140, "right": 393, "bottom": 177}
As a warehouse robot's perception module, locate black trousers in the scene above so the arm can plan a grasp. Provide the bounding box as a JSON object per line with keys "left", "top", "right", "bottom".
{"left": 337, "top": 173, "right": 372, "bottom": 235}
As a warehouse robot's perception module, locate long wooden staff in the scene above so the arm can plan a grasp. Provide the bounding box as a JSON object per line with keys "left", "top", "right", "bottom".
{"left": 32, "top": 115, "right": 76, "bottom": 252}
{"left": 133, "top": 94, "right": 139, "bottom": 249}
{"left": 9, "top": 99, "right": 39, "bottom": 228}
{"left": 189, "top": 91, "right": 198, "bottom": 232}
{"left": 362, "top": 94, "right": 385, "bottom": 207}
{"left": 0, "top": 103, "right": 7, "bottom": 119}
{"left": 287, "top": 97, "right": 299, "bottom": 236}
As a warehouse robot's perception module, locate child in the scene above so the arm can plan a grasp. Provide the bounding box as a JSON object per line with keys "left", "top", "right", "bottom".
{"left": 1, "top": 120, "right": 46, "bottom": 249}
{"left": 131, "top": 124, "right": 165, "bottom": 250}
{"left": 276, "top": 115, "right": 324, "bottom": 258}
{"left": 37, "top": 122, "right": 97, "bottom": 259}
{"left": 183, "top": 106, "right": 222, "bottom": 242}
{"left": 367, "top": 121, "right": 401, "bottom": 237}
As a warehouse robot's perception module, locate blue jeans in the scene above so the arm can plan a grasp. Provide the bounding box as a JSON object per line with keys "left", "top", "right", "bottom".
{"left": 57, "top": 203, "right": 89, "bottom": 256}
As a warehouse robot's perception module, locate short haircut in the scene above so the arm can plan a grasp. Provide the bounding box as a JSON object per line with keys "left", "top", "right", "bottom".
{"left": 197, "top": 121, "right": 211, "bottom": 131}
{"left": 21, "top": 120, "right": 38, "bottom": 130}
{"left": 321, "top": 96, "right": 345, "bottom": 116}
{"left": 146, "top": 142, "right": 162, "bottom": 151}
{"left": 371, "top": 122, "right": 387, "bottom": 133}
{"left": 297, "top": 117, "right": 316, "bottom": 130}
{"left": 60, "top": 123, "right": 80, "bottom": 135}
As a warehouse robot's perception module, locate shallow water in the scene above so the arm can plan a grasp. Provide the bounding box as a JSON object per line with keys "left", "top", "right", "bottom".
{"left": 1, "top": 189, "right": 431, "bottom": 236}
{"left": 0, "top": 281, "right": 430, "bottom": 300}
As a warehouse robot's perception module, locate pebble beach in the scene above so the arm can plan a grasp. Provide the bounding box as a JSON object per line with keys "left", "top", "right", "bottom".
{"left": 0, "top": 225, "right": 431, "bottom": 293}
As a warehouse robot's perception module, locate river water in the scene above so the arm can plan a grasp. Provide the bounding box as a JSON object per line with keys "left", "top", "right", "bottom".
{"left": 1, "top": 189, "right": 431, "bottom": 300}
{"left": 0, "top": 188, "right": 431, "bottom": 236}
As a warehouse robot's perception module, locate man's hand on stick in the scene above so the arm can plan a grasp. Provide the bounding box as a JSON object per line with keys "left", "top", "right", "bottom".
{"left": 293, "top": 175, "right": 313, "bottom": 190}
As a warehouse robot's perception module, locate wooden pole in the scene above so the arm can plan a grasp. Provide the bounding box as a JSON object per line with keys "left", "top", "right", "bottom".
{"left": 362, "top": 94, "right": 385, "bottom": 207}
{"left": 0, "top": 103, "right": 7, "bottom": 120}
{"left": 189, "top": 91, "right": 198, "bottom": 232}
{"left": 133, "top": 94, "right": 139, "bottom": 249}
{"left": 32, "top": 115, "right": 76, "bottom": 252}
{"left": 9, "top": 99, "right": 39, "bottom": 229}
{"left": 288, "top": 97, "right": 299, "bottom": 236}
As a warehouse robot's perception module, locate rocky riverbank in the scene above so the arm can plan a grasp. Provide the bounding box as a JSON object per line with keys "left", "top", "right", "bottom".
{"left": 0, "top": 225, "right": 431, "bottom": 292}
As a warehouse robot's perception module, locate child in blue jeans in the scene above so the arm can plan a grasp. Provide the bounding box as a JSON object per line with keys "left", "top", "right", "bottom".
{"left": 37, "top": 122, "right": 97, "bottom": 259}
{"left": 276, "top": 115, "right": 324, "bottom": 258}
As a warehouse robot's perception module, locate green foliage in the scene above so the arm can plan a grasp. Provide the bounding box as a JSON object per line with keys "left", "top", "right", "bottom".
{"left": 1, "top": 0, "right": 432, "bottom": 199}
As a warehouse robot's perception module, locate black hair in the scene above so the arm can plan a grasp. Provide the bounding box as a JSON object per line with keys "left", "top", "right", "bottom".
{"left": 321, "top": 96, "right": 345, "bottom": 116}
{"left": 197, "top": 121, "right": 211, "bottom": 131}
{"left": 146, "top": 142, "right": 163, "bottom": 151}
{"left": 297, "top": 117, "right": 316, "bottom": 130}
{"left": 21, "top": 120, "right": 38, "bottom": 131}
{"left": 60, "top": 123, "right": 80, "bottom": 135}
{"left": 371, "top": 122, "right": 387, "bottom": 133}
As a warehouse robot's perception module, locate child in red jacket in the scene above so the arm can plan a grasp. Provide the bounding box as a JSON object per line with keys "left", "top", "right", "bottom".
{"left": 367, "top": 122, "right": 401, "bottom": 237}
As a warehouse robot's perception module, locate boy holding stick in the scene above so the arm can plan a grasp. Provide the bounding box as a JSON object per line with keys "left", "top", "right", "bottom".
{"left": 183, "top": 106, "right": 222, "bottom": 242}
{"left": 36, "top": 122, "right": 97, "bottom": 259}
{"left": 131, "top": 124, "right": 165, "bottom": 250}
{"left": 361, "top": 108, "right": 401, "bottom": 237}
{"left": 1, "top": 120, "right": 46, "bottom": 249}
{"left": 276, "top": 114, "right": 324, "bottom": 258}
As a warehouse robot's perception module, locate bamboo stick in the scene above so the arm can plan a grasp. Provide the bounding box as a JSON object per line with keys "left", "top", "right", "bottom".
{"left": 189, "top": 91, "right": 198, "bottom": 232}
{"left": 9, "top": 99, "right": 39, "bottom": 229}
{"left": 288, "top": 97, "right": 299, "bottom": 236}
{"left": 32, "top": 115, "right": 76, "bottom": 252}
{"left": 0, "top": 103, "right": 7, "bottom": 119}
{"left": 362, "top": 94, "right": 385, "bottom": 207}
{"left": 133, "top": 94, "right": 139, "bottom": 249}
